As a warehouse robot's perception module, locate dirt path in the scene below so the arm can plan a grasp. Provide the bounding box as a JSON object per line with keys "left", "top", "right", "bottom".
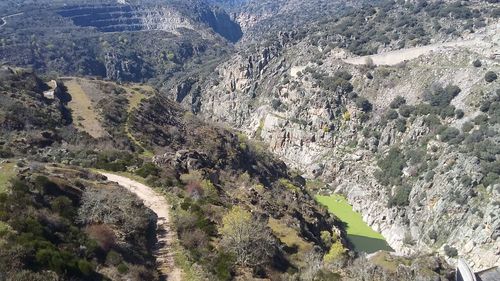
{"left": 344, "top": 39, "right": 488, "bottom": 66}
{"left": 0, "top": 13, "right": 23, "bottom": 28}
{"left": 100, "top": 173, "right": 182, "bottom": 281}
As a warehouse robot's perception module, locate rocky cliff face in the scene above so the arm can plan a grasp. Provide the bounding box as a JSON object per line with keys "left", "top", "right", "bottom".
{"left": 58, "top": 2, "right": 242, "bottom": 42}
{"left": 178, "top": 21, "right": 500, "bottom": 270}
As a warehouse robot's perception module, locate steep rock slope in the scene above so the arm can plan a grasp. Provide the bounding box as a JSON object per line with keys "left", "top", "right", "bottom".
{"left": 184, "top": 7, "right": 500, "bottom": 271}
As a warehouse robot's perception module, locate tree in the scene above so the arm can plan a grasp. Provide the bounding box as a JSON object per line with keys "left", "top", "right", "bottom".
{"left": 355, "top": 97, "right": 373, "bottom": 112}
{"left": 219, "top": 207, "right": 276, "bottom": 267}
{"left": 390, "top": 96, "right": 406, "bottom": 109}
{"left": 472, "top": 59, "right": 481, "bottom": 67}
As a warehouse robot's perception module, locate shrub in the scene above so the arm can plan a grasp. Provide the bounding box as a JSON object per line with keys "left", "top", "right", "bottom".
{"left": 51, "top": 196, "right": 75, "bottom": 219}
{"left": 334, "top": 70, "right": 353, "bottom": 81}
{"left": 443, "top": 245, "right": 458, "bottom": 257}
{"left": 390, "top": 96, "right": 406, "bottom": 109}
{"left": 439, "top": 105, "right": 456, "bottom": 118}
{"left": 106, "top": 250, "right": 123, "bottom": 266}
{"left": 355, "top": 97, "right": 373, "bottom": 112}
{"left": 78, "top": 259, "right": 93, "bottom": 276}
{"left": 439, "top": 126, "right": 460, "bottom": 143}
{"left": 462, "top": 122, "right": 474, "bottom": 132}
{"left": 399, "top": 105, "right": 415, "bottom": 118}
{"left": 376, "top": 148, "right": 406, "bottom": 186}
{"left": 482, "top": 172, "right": 499, "bottom": 187}
{"left": 485, "top": 71, "right": 498, "bottom": 83}
{"left": 135, "top": 162, "right": 160, "bottom": 178}
{"left": 424, "top": 84, "right": 461, "bottom": 107}
{"left": 85, "top": 224, "right": 116, "bottom": 252}
{"left": 395, "top": 118, "right": 407, "bottom": 133}
{"left": 425, "top": 171, "right": 436, "bottom": 182}
{"left": 474, "top": 114, "right": 489, "bottom": 126}
{"left": 424, "top": 114, "right": 442, "bottom": 130}
{"left": 78, "top": 187, "right": 153, "bottom": 236}
{"left": 455, "top": 109, "right": 464, "bottom": 119}
{"left": 472, "top": 59, "right": 482, "bottom": 67}
{"left": 219, "top": 207, "right": 276, "bottom": 267}
{"left": 386, "top": 109, "right": 399, "bottom": 120}
{"left": 213, "top": 252, "right": 235, "bottom": 281}
{"left": 0, "top": 148, "right": 14, "bottom": 158}
{"left": 323, "top": 240, "right": 347, "bottom": 264}
{"left": 388, "top": 185, "right": 412, "bottom": 207}
{"left": 117, "top": 263, "right": 129, "bottom": 274}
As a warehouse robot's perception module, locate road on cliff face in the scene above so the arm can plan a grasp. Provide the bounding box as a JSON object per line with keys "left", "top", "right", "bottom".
{"left": 0, "top": 13, "right": 24, "bottom": 29}
{"left": 343, "top": 38, "right": 489, "bottom": 66}
{"left": 100, "top": 172, "right": 182, "bottom": 281}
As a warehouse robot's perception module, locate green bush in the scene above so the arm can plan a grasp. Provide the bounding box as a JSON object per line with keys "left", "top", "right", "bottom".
{"left": 455, "top": 109, "right": 464, "bottom": 119}
{"left": 462, "top": 122, "right": 474, "bottom": 132}
{"left": 376, "top": 148, "right": 406, "bottom": 186}
{"left": 136, "top": 162, "right": 160, "bottom": 178}
{"left": 395, "top": 118, "right": 407, "bottom": 133}
{"left": 213, "top": 252, "right": 235, "bottom": 281}
{"left": 389, "top": 185, "right": 412, "bottom": 207}
{"left": 399, "top": 105, "right": 415, "bottom": 118}
{"left": 106, "top": 250, "right": 123, "bottom": 266}
{"left": 425, "top": 170, "right": 436, "bottom": 182}
{"left": 444, "top": 245, "right": 458, "bottom": 257}
{"left": 0, "top": 147, "right": 14, "bottom": 158}
{"left": 117, "top": 263, "right": 129, "bottom": 274}
{"left": 485, "top": 71, "right": 497, "bottom": 83}
{"left": 386, "top": 109, "right": 399, "bottom": 120}
{"left": 472, "top": 59, "right": 482, "bottom": 67}
{"left": 78, "top": 259, "right": 93, "bottom": 276}
{"left": 424, "top": 84, "right": 461, "bottom": 107}
{"left": 390, "top": 96, "right": 406, "bottom": 109}
{"left": 355, "top": 97, "right": 373, "bottom": 112}
{"left": 439, "top": 126, "right": 460, "bottom": 143}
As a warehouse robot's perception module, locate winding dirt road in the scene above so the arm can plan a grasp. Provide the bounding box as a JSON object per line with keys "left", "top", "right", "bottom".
{"left": 344, "top": 39, "right": 488, "bottom": 66}
{"left": 100, "top": 172, "right": 182, "bottom": 281}
{"left": 0, "top": 13, "right": 23, "bottom": 29}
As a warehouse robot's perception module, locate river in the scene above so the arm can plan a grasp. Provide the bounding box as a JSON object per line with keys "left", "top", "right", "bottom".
{"left": 316, "top": 194, "right": 392, "bottom": 254}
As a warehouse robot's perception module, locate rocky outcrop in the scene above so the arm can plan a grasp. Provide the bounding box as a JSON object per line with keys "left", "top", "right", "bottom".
{"left": 57, "top": 2, "right": 242, "bottom": 42}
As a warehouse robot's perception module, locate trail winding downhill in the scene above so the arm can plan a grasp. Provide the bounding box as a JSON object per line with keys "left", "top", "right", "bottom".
{"left": 100, "top": 173, "right": 182, "bottom": 281}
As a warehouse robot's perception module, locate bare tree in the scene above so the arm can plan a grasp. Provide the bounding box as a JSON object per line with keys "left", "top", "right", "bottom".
{"left": 219, "top": 207, "right": 276, "bottom": 267}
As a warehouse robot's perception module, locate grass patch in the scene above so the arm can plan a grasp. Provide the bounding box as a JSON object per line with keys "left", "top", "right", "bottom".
{"left": 65, "top": 78, "right": 106, "bottom": 138}
{"left": 0, "top": 162, "right": 16, "bottom": 193}
{"left": 268, "top": 217, "right": 313, "bottom": 267}
{"left": 316, "top": 194, "right": 392, "bottom": 253}
{"left": 123, "top": 86, "right": 154, "bottom": 158}
{"left": 370, "top": 251, "right": 411, "bottom": 272}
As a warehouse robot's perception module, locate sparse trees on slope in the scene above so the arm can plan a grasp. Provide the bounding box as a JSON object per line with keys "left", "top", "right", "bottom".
{"left": 219, "top": 207, "right": 277, "bottom": 267}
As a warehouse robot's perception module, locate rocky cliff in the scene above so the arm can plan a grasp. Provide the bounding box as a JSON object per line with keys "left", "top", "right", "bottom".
{"left": 178, "top": 17, "right": 500, "bottom": 271}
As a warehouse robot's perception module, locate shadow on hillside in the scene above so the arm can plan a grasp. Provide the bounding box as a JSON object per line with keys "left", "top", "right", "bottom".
{"left": 348, "top": 234, "right": 393, "bottom": 254}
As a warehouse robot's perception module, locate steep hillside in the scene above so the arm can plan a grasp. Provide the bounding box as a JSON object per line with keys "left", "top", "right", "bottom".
{"left": 0, "top": 0, "right": 238, "bottom": 83}
{"left": 174, "top": 0, "right": 500, "bottom": 272}
{"left": 1, "top": 0, "right": 499, "bottom": 280}
{"left": 0, "top": 69, "right": 353, "bottom": 280}
{"left": 0, "top": 165, "right": 158, "bottom": 280}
